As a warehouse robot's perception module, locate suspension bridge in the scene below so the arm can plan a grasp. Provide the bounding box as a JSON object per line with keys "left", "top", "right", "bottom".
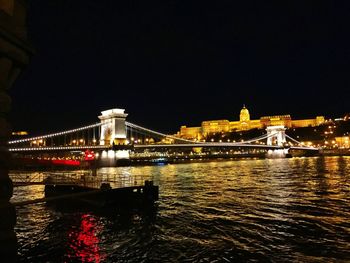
{"left": 8, "top": 108, "right": 319, "bottom": 162}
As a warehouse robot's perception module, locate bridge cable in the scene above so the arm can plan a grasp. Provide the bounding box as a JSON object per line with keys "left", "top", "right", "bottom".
{"left": 9, "top": 122, "right": 103, "bottom": 145}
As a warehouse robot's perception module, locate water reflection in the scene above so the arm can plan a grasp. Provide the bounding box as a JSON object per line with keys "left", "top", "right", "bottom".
{"left": 12, "top": 157, "right": 350, "bottom": 262}
{"left": 67, "top": 214, "right": 104, "bottom": 263}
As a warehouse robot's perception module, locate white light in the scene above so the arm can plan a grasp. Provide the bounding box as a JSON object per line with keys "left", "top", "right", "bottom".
{"left": 116, "top": 150, "right": 129, "bottom": 159}
{"left": 107, "top": 150, "right": 115, "bottom": 159}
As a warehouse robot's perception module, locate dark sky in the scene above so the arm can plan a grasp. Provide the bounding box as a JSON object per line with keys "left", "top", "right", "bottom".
{"left": 10, "top": 1, "right": 350, "bottom": 135}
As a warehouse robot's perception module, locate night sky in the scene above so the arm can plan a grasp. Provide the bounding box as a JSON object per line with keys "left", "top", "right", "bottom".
{"left": 10, "top": 1, "right": 350, "bottom": 135}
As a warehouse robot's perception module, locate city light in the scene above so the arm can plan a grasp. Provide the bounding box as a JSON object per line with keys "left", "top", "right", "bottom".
{"left": 9, "top": 119, "right": 322, "bottom": 154}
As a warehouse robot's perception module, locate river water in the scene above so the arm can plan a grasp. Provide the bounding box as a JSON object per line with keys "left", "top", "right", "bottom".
{"left": 12, "top": 156, "right": 350, "bottom": 262}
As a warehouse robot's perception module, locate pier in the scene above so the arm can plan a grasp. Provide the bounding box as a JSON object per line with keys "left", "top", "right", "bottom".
{"left": 8, "top": 172, "right": 159, "bottom": 210}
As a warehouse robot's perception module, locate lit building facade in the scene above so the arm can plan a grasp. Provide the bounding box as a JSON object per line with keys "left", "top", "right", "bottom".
{"left": 178, "top": 105, "right": 325, "bottom": 140}
{"left": 202, "top": 120, "right": 230, "bottom": 136}
{"left": 335, "top": 136, "right": 349, "bottom": 148}
{"left": 179, "top": 126, "right": 202, "bottom": 140}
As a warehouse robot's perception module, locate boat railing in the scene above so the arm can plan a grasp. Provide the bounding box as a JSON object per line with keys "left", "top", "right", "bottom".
{"left": 10, "top": 172, "right": 46, "bottom": 186}
{"left": 9, "top": 171, "right": 153, "bottom": 189}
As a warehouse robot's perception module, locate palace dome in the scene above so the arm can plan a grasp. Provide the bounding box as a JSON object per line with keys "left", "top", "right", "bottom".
{"left": 240, "top": 105, "right": 250, "bottom": 122}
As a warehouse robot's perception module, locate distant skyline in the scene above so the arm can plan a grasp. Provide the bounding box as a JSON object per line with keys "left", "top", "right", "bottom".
{"left": 10, "top": 1, "right": 350, "bottom": 134}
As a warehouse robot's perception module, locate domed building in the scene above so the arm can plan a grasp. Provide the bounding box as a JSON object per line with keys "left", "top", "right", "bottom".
{"left": 228, "top": 105, "right": 261, "bottom": 131}
{"left": 177, "top": 105, "right": 325, "bottom": 140}
{"left": 239, "top": 105, "right": 250, "bottom": 130}
{"left": 239, "top": 105, "right": 250, "bottom": 122}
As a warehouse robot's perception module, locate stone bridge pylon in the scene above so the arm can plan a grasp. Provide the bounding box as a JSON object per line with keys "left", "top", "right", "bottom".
{"left": 266, "top": 125, "right": 286, "bottom": 146}
{"left": 98, "top": 108, "right": 128, "bottom": 146}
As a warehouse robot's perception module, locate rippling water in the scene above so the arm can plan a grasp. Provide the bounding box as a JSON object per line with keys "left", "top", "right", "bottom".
{"left": 12, "top": 156, "right": 350, "bottom": 262}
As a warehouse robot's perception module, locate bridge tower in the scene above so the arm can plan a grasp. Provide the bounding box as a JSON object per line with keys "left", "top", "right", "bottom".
{"left": 266, "top": 125, "right": 286, "bottom": 146}
{"left": 98, "top": 108, "right": 128, "bottom": 146}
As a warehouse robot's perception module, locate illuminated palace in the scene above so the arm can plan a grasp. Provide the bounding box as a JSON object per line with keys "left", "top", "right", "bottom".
{"left": 178, "top": 105, "right": 325, "bottom": 140}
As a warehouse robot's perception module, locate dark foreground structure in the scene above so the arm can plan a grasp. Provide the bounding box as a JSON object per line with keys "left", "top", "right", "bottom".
{"left": 0, "top": 1, "right": 33, "bottom": 262}
{"left": 44, "top": 180, "right": 159, "bottom": 211}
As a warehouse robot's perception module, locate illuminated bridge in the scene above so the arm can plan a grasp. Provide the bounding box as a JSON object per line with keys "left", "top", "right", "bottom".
{"left": 8, "top": 108, "right": 319, "bottom": 162}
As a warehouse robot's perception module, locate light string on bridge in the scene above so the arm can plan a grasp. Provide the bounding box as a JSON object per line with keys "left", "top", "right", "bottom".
{"left": 234, "top": 133, "right": 271, "bottom": 144}
{"left": 8, "top": 145, "right": 109, "bottom": 152}
{"left": 284, "top": 134, "right": 302, "bottom": 145}
{"left": 8, "top": 122, "right": 103, "bottom": 145}
{"left": 7, "top": 114, "right": 316, "bottom": 152}
{"left": 125, "top": 121, "right": 197, "bottom": 144}
{"left": 126, "top": 121, "right": 284, "bottom": 146}
{"left": 204, "top": 132, "right": 279, "bottom": 146}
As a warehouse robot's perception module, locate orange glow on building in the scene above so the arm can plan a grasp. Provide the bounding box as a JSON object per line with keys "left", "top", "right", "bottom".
{"left": 335, "top": 136, "right": 349, "bottom": 148}
{"left": 178, "top": 105, "right": 325, "bottom": 139}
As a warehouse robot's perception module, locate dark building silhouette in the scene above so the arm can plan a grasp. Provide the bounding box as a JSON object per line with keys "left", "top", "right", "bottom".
{"left": 0, "top": 1, "right": 33, "bottom": 261}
